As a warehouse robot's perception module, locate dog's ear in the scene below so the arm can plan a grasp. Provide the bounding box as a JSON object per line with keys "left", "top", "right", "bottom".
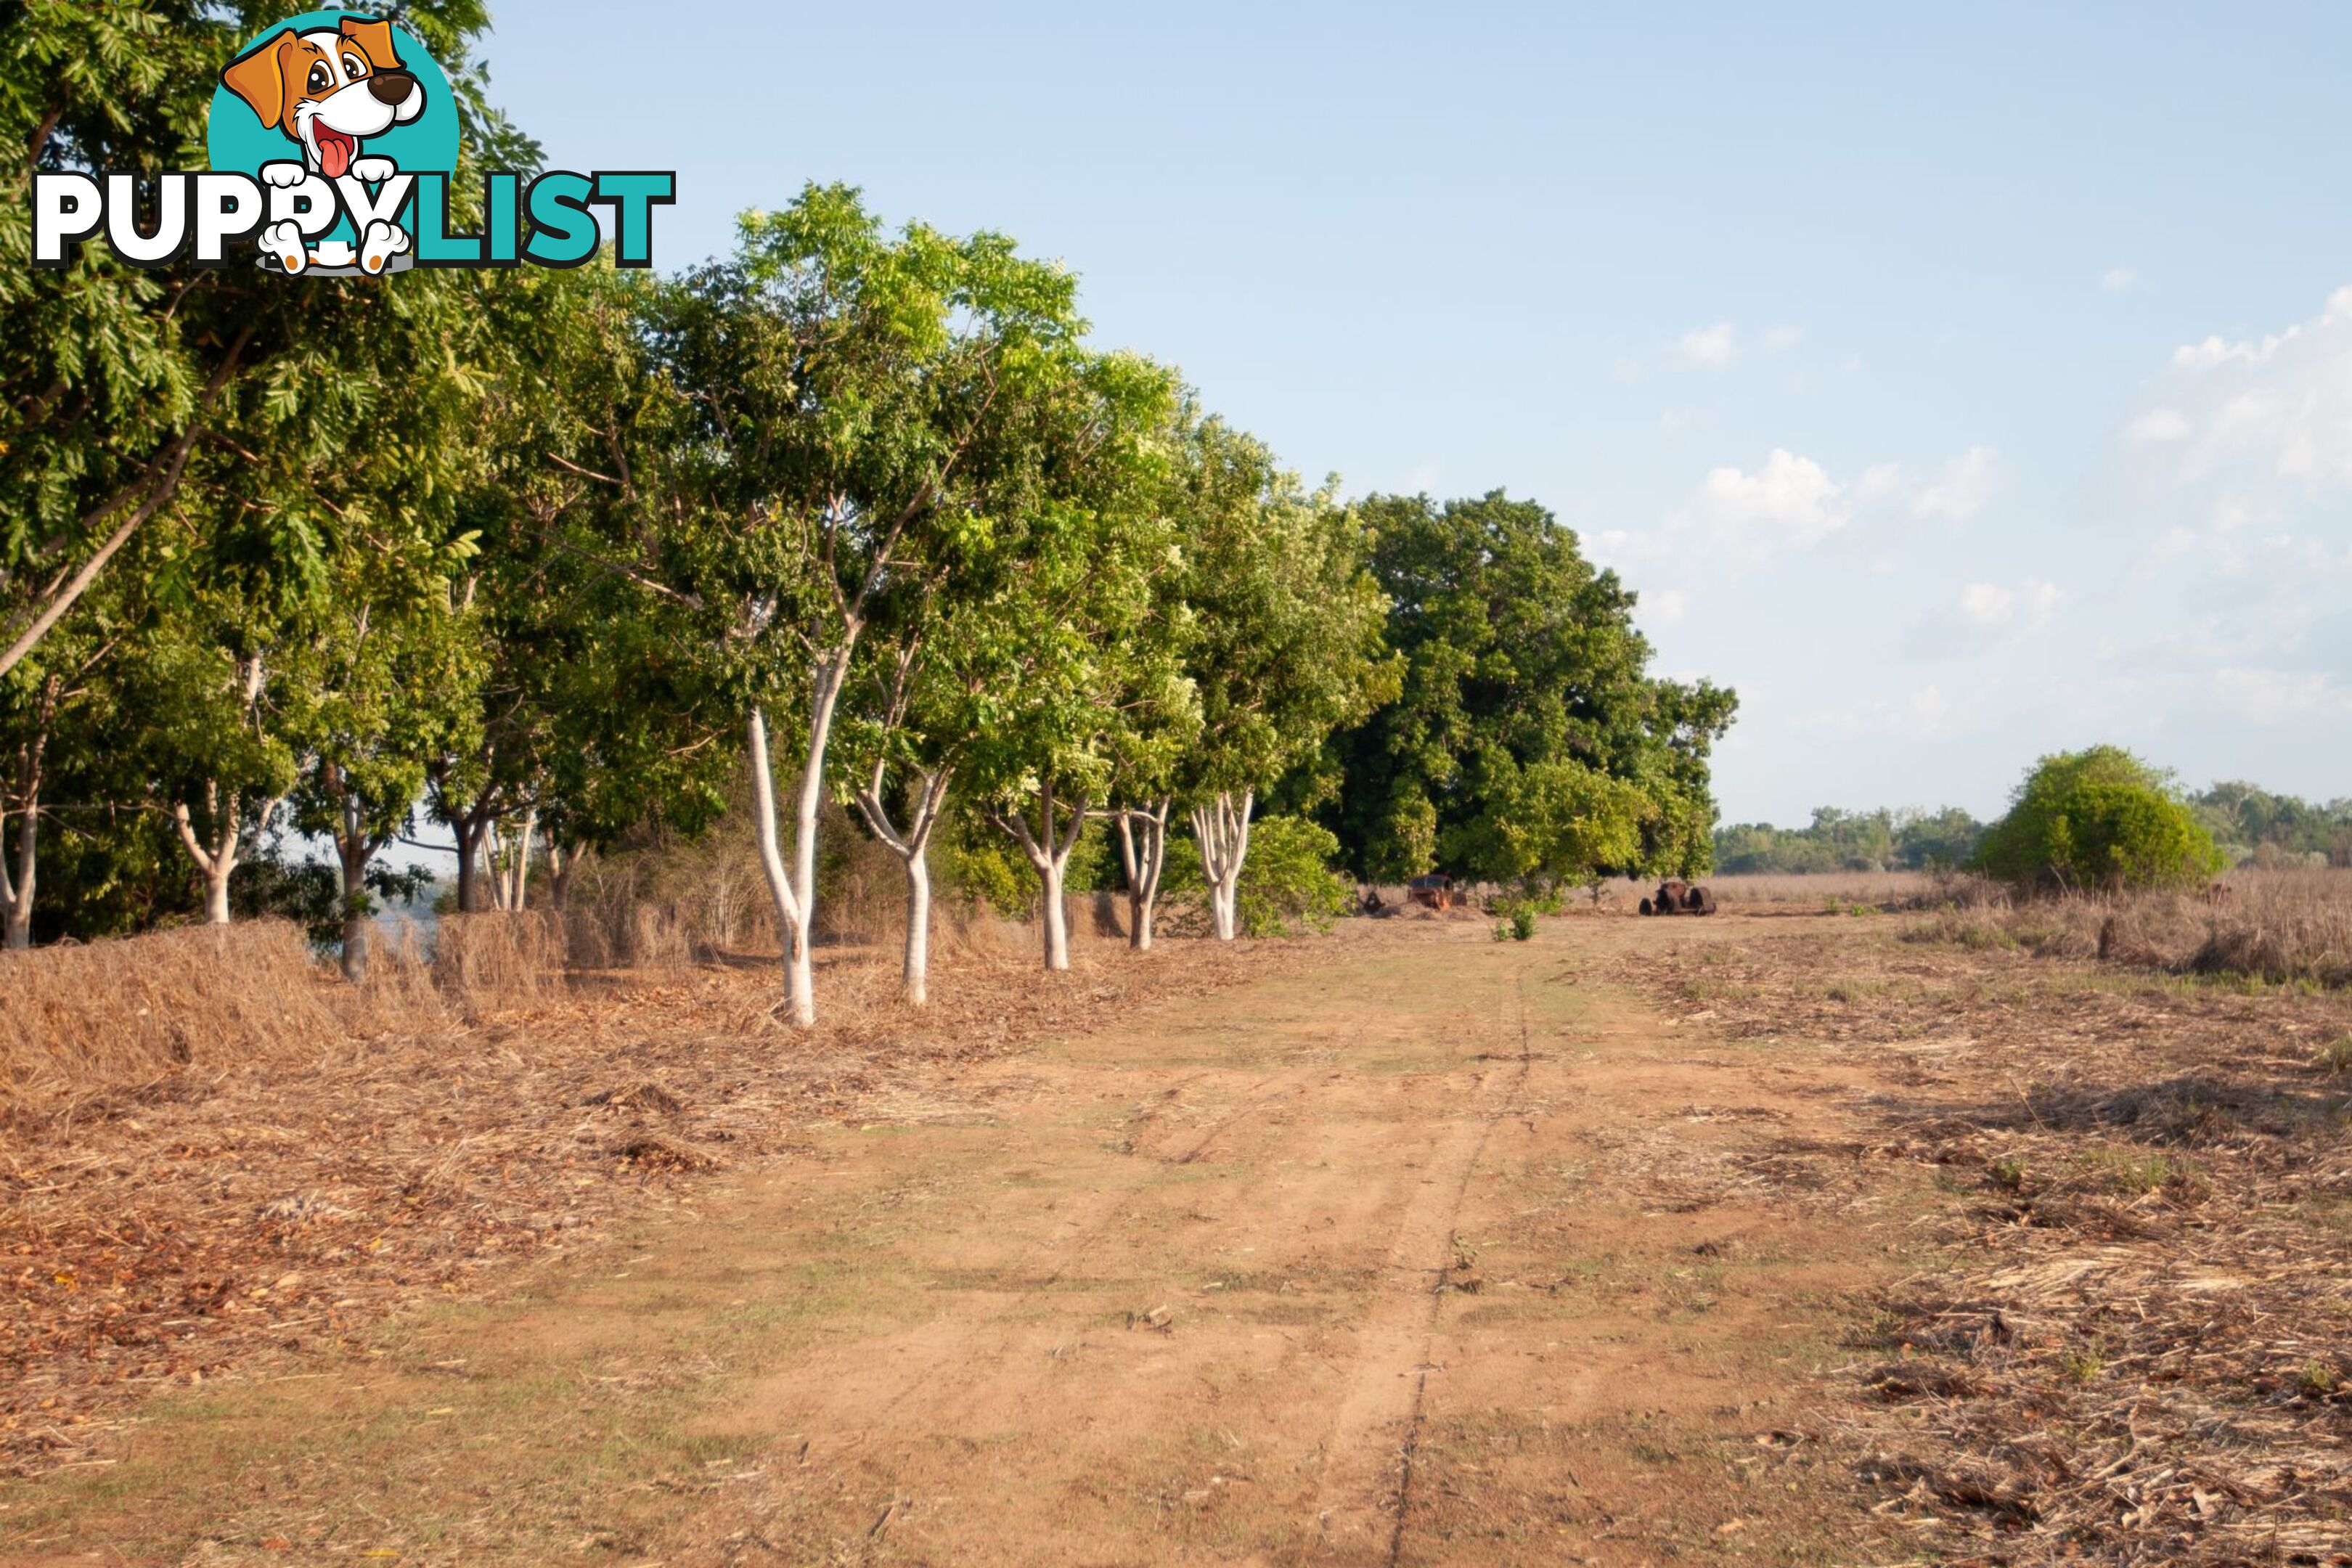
{"left": 338, "top": 16, "right": 406, "bottom": 73}
{"left": 221, "top": 30, "right": 296, "bottom": 129}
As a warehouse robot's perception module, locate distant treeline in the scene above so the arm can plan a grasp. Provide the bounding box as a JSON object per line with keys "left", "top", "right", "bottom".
{"left": 1713, "top": 782, "right": 2352, "bottom": 875}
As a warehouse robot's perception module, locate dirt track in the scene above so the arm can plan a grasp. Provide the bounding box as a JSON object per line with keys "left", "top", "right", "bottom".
{"left": 4, "top": 918, "right": 1924, "bottom": 1565}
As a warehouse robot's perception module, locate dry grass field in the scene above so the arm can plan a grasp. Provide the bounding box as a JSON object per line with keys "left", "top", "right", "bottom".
{"left": 0, "top": 875, "right": 2346, "bottom": 1565}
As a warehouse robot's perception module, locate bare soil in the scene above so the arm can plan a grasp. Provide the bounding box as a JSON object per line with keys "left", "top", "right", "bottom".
{"left": 5, "top": 907, "right": 2345, "bottom": 1565}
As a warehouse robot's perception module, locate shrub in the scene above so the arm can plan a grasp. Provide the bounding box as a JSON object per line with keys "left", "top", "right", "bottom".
{"left": 1229, "top": 815, "right": 1354, "bottom": 936}
{"left": 935, "top": 812, "right": 1114, "bottom": 918}
{"left": 1975, "top": 746, "right": 2226, "bottom": 894}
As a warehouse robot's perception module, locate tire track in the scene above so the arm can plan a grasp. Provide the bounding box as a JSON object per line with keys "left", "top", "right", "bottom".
{"left": 785, "top": 1057, "right": 1331, "bottom": 1442}
{"left": 1314, "top": 965, "right": 1537, "bottom": 1564}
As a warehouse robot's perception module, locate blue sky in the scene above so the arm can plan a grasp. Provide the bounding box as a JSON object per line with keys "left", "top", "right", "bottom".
{"left": 481, "top": 0, "right": 2352, "bottom": 825}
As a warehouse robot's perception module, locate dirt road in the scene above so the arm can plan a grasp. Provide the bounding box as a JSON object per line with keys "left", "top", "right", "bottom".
{"left": 5, "top": 918, "right": 1923, "bottom": 1565}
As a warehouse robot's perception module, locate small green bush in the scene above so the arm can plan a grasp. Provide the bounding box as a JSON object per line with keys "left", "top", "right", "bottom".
{"left": 1974, "top": 746, "right": 2226, "bottom": 894}
{"left": 1510, "top": 904, "right": 1538, "bottom": 941}
{"left": 937, "top": 814, "right": 1115, "bottom": 917}
{"left": 1233, "top": 815, "right": 1354, "bottom": 936}
{"left": 1168, "top": 814, "right": 1352, "bottom": 937}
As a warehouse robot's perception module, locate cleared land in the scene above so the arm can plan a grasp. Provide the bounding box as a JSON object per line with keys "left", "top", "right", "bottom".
{"left": 4, "top": 901, "right": 2348, "bottom": 1566}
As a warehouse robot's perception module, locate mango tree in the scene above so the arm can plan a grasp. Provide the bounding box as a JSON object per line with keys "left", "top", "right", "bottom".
{"left": 1, "top": 0, "right": 531, "bottom": 682}
{"left": 1167, "top": 418, "right": 1392, "bottom": 939}
{"left": 1323, "top": 491, "right": 1736, "bottom": 886}
{"left": 645, "top": 186, "right": 1100, "bottom": 1022}
{"left": 963, "top": 354, "right": 1188, "bottom": 971}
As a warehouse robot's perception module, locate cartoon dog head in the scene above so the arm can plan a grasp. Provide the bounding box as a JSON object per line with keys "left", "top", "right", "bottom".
{"left": 221, "top": 17, "right": 425, "bottom": 180}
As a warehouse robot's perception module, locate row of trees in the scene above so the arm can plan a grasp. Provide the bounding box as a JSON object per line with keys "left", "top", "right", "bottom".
{"left": 2187, "top": 782, "right": 2352, "bottom": 868}
{"left": 1713, "top": 806, "right": 1988, "bottom": 875}
{"left": 1713, "top": 779, "right": 2351, "bottom": 879}
{"left": 4, "top": 2, "right": 1732, "bottom": 1024}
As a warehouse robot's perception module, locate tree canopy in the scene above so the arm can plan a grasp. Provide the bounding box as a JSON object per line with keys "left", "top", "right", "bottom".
{"left": 1316, "top": 491, "right": 1736, "bottom": 886}
{"left": 1975, "top": 746, "right": 2227, "bottom": 894}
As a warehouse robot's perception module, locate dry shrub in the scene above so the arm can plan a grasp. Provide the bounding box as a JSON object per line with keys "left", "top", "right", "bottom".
{"left": 330, "top": 918, "right": 449, "bottom": 1036}
{"left": 1908, "top": 867, "right": 2352, "bottom": 988}
{"left": 431, "top": 910, "right": 568, "bottom": 1017}
{"left": 813, "top": 828, "right": 906, "bottom": 946}
{"left": 0, "top": 921, "right": 339, "bottom": 1102}
{"left": 2188, "top": 867, "right": 2352, "bottom": 986}
{"left": 557, "top": 809, "right": 778, "bottom": 968}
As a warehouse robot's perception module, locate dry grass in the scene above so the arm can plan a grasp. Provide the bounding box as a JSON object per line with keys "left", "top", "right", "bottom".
{"left": 1911, "top": 866, "right": 2352, "bottom": 989}
{"left": 1577, "top": 869, "right": 1990, "bottom": 913}
{"left": 1618, "top": 920, "right": 2352, "bottom": 1565}
{"left": 0, "top": 923, "right": 342, "bottom": 1103}
{"left": 430, "top": 910, "right": 568, "bottom": 1018}
{"left": 0, "top": 910, "right": 1300, "bottom": 1479}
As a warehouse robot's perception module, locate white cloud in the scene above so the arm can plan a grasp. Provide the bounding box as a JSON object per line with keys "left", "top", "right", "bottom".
{"left": 2126, "top": 407, "right": 2192, "bottom": 444}
{"left": 1646, "top": 589, "right": 1688, "bottom": 626}
{"left": 1914, "top": 445, "right": 1999, "bottom": 523}
{"left": 2134, "top": 523, "right": 2199, "bottom": 577}
{"left": 1956, "top": 577, "right": 2063, "bottom": 630}
{"left": 1903, "top": 576, "right": 2063, "bottom": 661}
{"left": 1669, "top": 322, "right": 1802, "bottom": 369}
{"left": 2208, "top": 667, "right": 2352, "bottom": 723}
{"left": 1595, "top": 444, "right": 2002, "bottom": 576}
{"left": 1673, "top": 322, "right": 1738, "bottom": 367}
{"left": 2111, "top": 283, "right": 2352, "bottom": 589}
{"left": 1689, "top": 448, "right": 1851, "bottom": 545}
{"left": 1797, "top": 682, "right": 1967, "bottom": 743}
{"left": 2100, "top": 266, "right": 2137, "bottom": 293}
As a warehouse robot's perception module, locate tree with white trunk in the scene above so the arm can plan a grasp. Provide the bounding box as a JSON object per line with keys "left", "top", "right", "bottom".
{"left": 626, "top": 186, "right": 1108, "bottom": 1024}
{"left": 0, "top": 614, "right": 128, "bottom": 949}
{"left": 1113, "top": 797, "right": 1174, "bottom": 950}
{"left": 964, "top": 359, "right": 1193, "bottom": 972}
{"left": 0, "top": 671, "right": 61, "bottom": 950}
{"left": 837, "top": 633, "right": 968, "bottom": 1006}
{"left": 1162, "top": 415, "right": 1395, "bottom": 939}
{"left": 128, "top": 620, "right": 298, "bottom": 926}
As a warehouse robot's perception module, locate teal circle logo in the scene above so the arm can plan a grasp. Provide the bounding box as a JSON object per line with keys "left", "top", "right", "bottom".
{"left": 208, "top": 11, "right": 458, "bottom": 181}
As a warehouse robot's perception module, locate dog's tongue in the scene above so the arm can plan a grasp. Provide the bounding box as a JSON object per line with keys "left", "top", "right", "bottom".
{"left": 319, "top": 132, "right": 352, "bottom": 179}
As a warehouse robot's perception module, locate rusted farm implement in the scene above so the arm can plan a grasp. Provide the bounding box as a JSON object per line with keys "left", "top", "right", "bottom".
{"left": 1638, "top": 879, "right": 1716, "bottom": 916}
{"left": 1405, "top": 874, "right": 1458, "bottom": 911}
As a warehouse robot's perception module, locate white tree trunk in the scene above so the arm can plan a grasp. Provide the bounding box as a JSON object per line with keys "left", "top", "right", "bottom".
{"left": 1040, "top": 865, "right": 1071, "bottom": 970}
{"left": 489, "top": 804, "right": 537, "bottom": 912}
{"left": 481, "top": 817, "right": 503, "bottom": 911}
{"left": 1116, "top": 799, "right": 1170, "bottom": 951}
{"left": 511, "top": 806, "right": 536, "bottom": 910}
{"left": 854, "top": 761, "right": 952, "bottom": 1007}
{"left": 172, "top": 779, "right": 266, "bottom": 927}
{"left": 1000, "top": 780, "right": 1087, "bottom": 973}
{"left": 1191, "top": 788, "right": 1254, "bottom": 942}
{"left": 746, "top": 706, "right": 814, "bottom": 1027}
{"left": 902, "top": 852, "right": 931, "bottom": 1006}
{"left": 1, "top": 691, "right": 53, "bottom": 951}
{"left": 1, "top": 789, "right": 34, "bottom": 951}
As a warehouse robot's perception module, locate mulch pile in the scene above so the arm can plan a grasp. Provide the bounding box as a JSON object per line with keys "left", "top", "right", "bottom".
{"left": 0, "top": 939, "right": 1294, "bottom": 1479}
{"left": 1619, "top": 918, "right": 2352, "bottom": 1566}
